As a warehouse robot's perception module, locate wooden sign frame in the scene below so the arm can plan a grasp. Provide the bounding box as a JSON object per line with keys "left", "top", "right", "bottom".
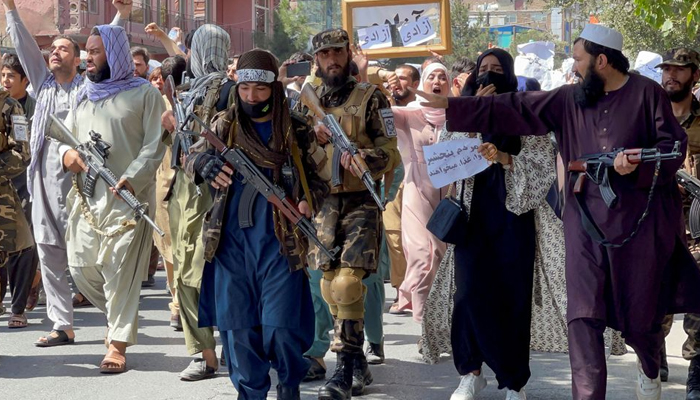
{"left": 342, "top": 0, "right": 452, "bottom": 59}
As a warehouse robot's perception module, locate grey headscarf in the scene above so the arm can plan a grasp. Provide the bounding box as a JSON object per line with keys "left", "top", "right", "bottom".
{"left": 184, "top": 24, "right": 231, "bottom": 113}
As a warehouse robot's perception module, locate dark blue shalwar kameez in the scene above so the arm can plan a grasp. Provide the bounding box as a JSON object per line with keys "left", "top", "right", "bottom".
{"left": 198, "top": 121, "right": 314, "bottom": 400}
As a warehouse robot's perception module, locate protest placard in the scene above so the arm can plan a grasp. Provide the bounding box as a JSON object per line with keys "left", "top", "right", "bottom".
{"left": 423, "top": 138, "right": 489, "bottom": 188}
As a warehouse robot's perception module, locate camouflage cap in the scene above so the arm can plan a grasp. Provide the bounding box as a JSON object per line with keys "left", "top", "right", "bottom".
{"left": 312, "top": 29, "right": 349, "bottom": 54}
{"left": 656, "top": 48, "right": 700, "bottom": 69}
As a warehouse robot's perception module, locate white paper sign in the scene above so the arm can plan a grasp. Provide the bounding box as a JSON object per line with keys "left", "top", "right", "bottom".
{"left": 399, "top": 16, "right": 436, "bottom": 47}
{"left": 357, "top": 24, "right": 392, "bottom": 49}
{"left": 423, "top": 138, "right": 489, "bottom": 188}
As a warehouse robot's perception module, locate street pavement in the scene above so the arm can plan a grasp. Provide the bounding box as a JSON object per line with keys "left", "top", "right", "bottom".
{"left": 0, "top": 271, "right": 692, "bottom": 399}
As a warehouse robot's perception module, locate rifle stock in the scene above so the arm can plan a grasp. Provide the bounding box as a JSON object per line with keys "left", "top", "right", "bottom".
{"left": 677, "top": 169, "right": 700, "bottom": 239}
{"left": 164, "top": 75, "right": 201, "bottom": 196}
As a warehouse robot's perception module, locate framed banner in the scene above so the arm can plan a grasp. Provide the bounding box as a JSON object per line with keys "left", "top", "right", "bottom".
{"left": 342, "top": 0, "right": 452, "bottom": 59}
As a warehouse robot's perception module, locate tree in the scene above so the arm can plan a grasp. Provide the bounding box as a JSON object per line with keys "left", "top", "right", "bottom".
{"left": 255, "top": 0, "right": 319, "bottom": 61}
{"left": 632, "top": 0, "right": 700, "bottom": 39}
{"left": 444, "top": 0, "right": 491, "bottom": 66}
{"left": 546, "top": 0, "right": 699, "bottom": 60}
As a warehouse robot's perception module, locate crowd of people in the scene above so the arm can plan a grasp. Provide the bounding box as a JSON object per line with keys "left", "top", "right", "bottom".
{"left": 2, "top": 0, "right": 700, "bottom": 400}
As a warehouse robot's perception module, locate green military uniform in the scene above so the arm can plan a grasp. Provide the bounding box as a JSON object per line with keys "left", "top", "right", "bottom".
{"left": 300, "top": 29, "right": 400, "bottom": 361}
{"left": 659, "top": 50, "right": 700, "bottom": 381}
{"left": 168, "top": 74, "right": 236, "bottom": 357}
{"left": 0, "top": 92, "right": 31, "bottom": 267}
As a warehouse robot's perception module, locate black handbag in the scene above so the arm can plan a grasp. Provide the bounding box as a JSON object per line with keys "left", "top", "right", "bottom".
{"left": 426, "top": 181, "right": 468, "bottom": 245}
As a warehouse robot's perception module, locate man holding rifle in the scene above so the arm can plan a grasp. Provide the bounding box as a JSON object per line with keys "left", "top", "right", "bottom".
{"left": 296, "top": 29, "right": 399, "bottom": 400}
{"left": 415, "top": 25, "right": 700, "bottom": 400}
{"left": 658, "top": 48, "right": 700, "bottom": 399}
{"left": 59, "top": 25, "right": 165, "bottom": 374}
{"left": 184, "top": 49, "right": 331, "bottom": 400}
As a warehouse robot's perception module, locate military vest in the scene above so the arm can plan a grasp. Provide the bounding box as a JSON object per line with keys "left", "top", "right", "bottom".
{"left": 316, "top": 82, "right": 376, "bottom": 193}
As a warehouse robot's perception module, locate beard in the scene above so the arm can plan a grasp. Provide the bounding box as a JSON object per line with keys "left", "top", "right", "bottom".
{"left": 317, "top": 61, "right": 350, "bottom": 88}
{"left": 665, "top": 78, "right": 693, "bottom": 103}
{"left": 573, "top": 64, "right": 606, "bottom": 107}
{"left": 393, "top": 88, "right": 411, "bottom": 101}
{"left": 136, "top": 69, "right": 148, "bottom": 79}
{"left": 87, "top": 62, "right": 111, "bottom": 83}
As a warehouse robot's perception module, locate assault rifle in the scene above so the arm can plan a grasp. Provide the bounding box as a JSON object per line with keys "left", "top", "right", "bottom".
{"left": 299, "top": 84, "right": 385, "bottom": 211}
{"left": 46, "top": 115, "right": 165, "bottom": 237}
{"left": 568, "top": 141, "right": 682, "bottom": 208}
{"left": 190, "top": 113, "right": 341, "bottom": 261}
{"left": 163, "top": 74, "right": 201, "bottom": 196}
{"left": 677, "top": 170, "right": 700, "bottom": 238}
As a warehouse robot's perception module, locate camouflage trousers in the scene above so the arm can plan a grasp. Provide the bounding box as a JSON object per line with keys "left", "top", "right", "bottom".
{"left": 330, "top": 317, "right": 365, "bottom": 355}
{"left": 662, "top": 313, "right": 700, "bottom": 360}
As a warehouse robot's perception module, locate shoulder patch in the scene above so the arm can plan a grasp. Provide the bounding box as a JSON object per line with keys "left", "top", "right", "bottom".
{"left": 379, "top": 108, "right": 396, "bottom": 138}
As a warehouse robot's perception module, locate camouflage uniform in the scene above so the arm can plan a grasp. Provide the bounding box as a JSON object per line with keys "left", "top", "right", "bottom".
{"left": 661, "top": 51, "right": 700, "bottom": 360}
{"left": 0, "top": 92, "right": 31, "bottom": 267}
{"left": 298, "top": 29, "right": 400, "bottom": 356}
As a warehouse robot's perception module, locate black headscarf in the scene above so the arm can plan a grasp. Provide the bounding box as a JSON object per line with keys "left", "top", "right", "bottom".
{"left": 461, "top": 48, "right": 519, "bottom": 97}
{"left": 461, "top": 48, "right": 521, "bottom": 156}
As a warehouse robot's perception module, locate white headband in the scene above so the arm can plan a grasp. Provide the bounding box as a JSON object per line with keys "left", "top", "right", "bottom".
{"left": 236, "top": 69, "right": 276, "bottom": 84}
{"left": 420, "top": 63, "right": 450, "bottom": 87}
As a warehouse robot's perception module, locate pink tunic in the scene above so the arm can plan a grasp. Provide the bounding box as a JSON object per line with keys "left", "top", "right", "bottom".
{"left": 393, "top": 106, "right": 447, "bottom": 323}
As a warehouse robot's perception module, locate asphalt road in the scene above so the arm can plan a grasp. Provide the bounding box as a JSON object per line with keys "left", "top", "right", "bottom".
{"left": 0, "top": 272, "right": 691, "bottom": 399}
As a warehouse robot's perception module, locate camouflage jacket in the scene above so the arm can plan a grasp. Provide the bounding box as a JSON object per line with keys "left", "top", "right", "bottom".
{"left": 184, "top": 107, "right": 330, "bottom": 271}
{"left": 0, "top": 93, "right": 32, "bottom": 262}
{"left": 295, "top": 77, "right": 400, "bottom": 193}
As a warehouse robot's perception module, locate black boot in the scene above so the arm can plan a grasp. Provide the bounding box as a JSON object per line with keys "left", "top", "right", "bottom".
{"left": 351, "top": 353, "right": 373, "bottom": 396}
{"left": 277, "top": 384, "right": 300, "bottom": 400}
{"left": 688, "top": 356, "right": 700, "bottom": 400}
{"left": 660, "top": 343, "right": 669, "bottom": 382}
{"left": 365, "top": 341, "right": 385, "bottom": 365}
{"left": 318, "top": 353, "right": 353, "bottom": 400}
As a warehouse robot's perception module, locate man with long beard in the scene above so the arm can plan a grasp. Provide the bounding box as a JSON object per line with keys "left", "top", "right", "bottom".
{"left": 60, "top": 24, "right": 165, "bottom": 374}
{"left": 415, "top": 24, "right": 700, "bottom": 400}
{"left": 2, "top": 0, "right": 129, "bottom": 347}
{"left": 297, "top": 29, "right": 399, "bottom": 400}
{"left": 658, "top": 48, "right": 700, "bottom": 400}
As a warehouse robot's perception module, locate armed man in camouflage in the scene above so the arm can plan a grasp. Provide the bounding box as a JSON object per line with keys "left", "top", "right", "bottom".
{"left": 658, "top": 48, "right": 700, "bottom": 400}
{"left": 298, "top": 29, "right": 400, "bottom": 400}
{"left": 0, "top": 91, "right": 32, "bottom": 327}
{"left": 184, "top": 48, "right": 330, "bottom": 400}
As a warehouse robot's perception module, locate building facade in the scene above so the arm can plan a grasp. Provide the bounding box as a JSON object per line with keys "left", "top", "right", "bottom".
{"left": 0, "top": 0, "right": 277, "bottom": 58}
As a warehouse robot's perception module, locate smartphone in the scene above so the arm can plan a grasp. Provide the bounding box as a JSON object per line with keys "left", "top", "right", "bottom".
{"left": 287, "top": 61, "right": 311, "bottom": 78}
{"left": 168, "top": 28, "right": 179, "bottom": 40}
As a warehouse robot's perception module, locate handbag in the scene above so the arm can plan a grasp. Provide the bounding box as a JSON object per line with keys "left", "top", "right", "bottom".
{"left": 426, "top": 181, "right": 468, "bottom": 245}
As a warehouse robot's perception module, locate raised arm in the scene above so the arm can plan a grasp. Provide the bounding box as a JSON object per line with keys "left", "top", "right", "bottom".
{"left": 3, "top": 0, "right": 49, "bottom": 91}
{"left": 144, "top": 23, "right": 186, "bottom": 57}
{"left": 111, "top": 0, "right": 132, "bottom": 26}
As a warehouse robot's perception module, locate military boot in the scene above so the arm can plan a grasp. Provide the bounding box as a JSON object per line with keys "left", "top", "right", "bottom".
{"left": 660, "top": 344, "right": 669, "bottom": 382}
{"left": 351, "top": 353, "right": 373, "bottom": 396}
{"left": 318, "top": 353, "right": 353, "bottom": 400}
{"left": 688, "top": 356, "right": 700, "bottom": 400}
{"left": 277, "top": 384, "right": 301, "bottom": 400}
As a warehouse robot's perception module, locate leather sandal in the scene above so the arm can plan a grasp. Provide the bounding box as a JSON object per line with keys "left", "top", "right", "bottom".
{"left": 35, "top": 330, "right": 75, "bottom": 347}
{"left": 100, "top": 350, "right": 127, "bottom": 374}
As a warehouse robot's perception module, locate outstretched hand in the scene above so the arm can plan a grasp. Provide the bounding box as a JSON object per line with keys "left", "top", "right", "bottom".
{"left": 408, "top": 87, "right": 448, "bottom": 109}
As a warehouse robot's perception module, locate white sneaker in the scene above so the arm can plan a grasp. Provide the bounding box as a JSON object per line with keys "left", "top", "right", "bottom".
{"left": 636, "top": 359, "right": 661, "bottom": 400}
{"left": 450, "top": 373, "right": 487, "bottom": 400}
{"left": 505, "top": 389, "right": 526, "bottom": 400}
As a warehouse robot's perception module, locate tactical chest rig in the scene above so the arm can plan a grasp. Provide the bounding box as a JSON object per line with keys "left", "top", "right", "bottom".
{"left": 316, "top": 82, "right": 376, "bottom": 194}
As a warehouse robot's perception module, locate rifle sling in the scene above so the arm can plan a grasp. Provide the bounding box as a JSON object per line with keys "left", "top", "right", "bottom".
{"left": 573, "top": 159, "right": 661, "bottom": 248}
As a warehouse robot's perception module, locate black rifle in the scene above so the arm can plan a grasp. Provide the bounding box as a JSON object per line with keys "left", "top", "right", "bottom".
{"left": 568, "top": 141, "right": 682, "bottom": 208}
{"left": 677, "top": 169, "right": 700, "bottom": 238}
{"left": 163, "top": 74, "right": 202, "bottom": 196}
{"left": 190, "top": 113, "right": 340, "bottom": 261}
{"left": 46, "top": 115, "right": 165, "bottom": 237}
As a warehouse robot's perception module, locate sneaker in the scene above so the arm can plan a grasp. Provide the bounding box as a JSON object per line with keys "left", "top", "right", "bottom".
{"left": 451, "top": 373, "right": 487, "bottom": 400}
{"left": 179, "top": 358, "right": 217, "bottom": 381}
{"left": 636, "top": 359, "right": 661, "bottom": 400}
{"left": 365, "top": 341, "right": 385, "bottom": 364}
{"left": 505, "top": 389, "right": 526, "bottom": 400}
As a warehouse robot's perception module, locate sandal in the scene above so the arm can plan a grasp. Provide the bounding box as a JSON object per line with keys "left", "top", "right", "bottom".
{"left": 100, "top": 349, "right": 127, "bottom": 374}
{"left": 8, "top": 313, "right": 28, "bottom": 329}
{"left": 72, "top": 293, "right": 92, "bottom": 308}
{"left": 26, "top": 285, "right": 39, "bottom": 311}
{"left": 35, "top": 330, "right": 75, "bottom": 347}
